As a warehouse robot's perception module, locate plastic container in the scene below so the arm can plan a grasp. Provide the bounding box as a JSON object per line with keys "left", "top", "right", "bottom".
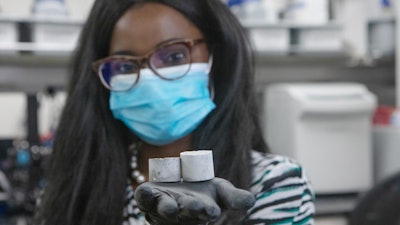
{"left": 31, "top": 0, "right": 82, "bottom": 55}
{"left": 297, "top": 26, "right": 343, "bottom": 52}
{"left": 0, "top": 93, "right": 27, "bottom": 139}
{"left": 248, "top": 27, "right": 289, "bottom": 53}
{"left": 32, "top": 0, "right": 68, "bottom": 19}
{"left": 369, "top": 19, "right": 396, "bottom": 58}
{"left": 227, "top": 0, "right": 280, "bottom": 24}
{"left": 0, "top": 21, "right": 18, "bottom": 55}
{"left": 284, "top": 0, "right": 329, "bottom": 25}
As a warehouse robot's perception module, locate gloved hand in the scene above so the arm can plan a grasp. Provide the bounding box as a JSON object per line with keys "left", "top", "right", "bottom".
{"left": 134, "top": 177, "right": 256, "bottom": 225}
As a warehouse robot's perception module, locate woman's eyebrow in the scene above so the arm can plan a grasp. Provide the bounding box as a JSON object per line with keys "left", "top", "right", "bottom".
{"left": 111, "top": 50, "right": 136, "bottom": 56}
{"left": 110, "top": 38, "right": 182, "bottom": 56}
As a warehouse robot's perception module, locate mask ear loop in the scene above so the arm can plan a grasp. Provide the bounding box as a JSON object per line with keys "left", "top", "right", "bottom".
{"left": 207, "top": 55, "right": 215, "bottom": 100}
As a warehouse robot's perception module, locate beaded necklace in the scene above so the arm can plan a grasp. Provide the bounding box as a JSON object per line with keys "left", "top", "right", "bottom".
{"left": 129, "top": 143, "right": 146, "bottom": 184}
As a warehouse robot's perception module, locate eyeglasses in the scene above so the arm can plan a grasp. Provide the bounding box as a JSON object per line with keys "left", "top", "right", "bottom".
{"left": 92, "top": 38, "right": 205, "bottom": 91}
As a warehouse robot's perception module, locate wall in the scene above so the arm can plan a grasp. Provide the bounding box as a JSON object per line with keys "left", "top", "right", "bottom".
{"left": 0, "top": 0, "right": 33, "bottom": 17}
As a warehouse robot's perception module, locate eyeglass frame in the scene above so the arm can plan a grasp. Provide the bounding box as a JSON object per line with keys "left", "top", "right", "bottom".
{"left": 92, "top": 38, "right": 205, "bottom": 91}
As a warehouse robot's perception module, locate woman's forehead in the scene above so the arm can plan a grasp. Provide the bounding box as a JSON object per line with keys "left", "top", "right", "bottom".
{"left": 109, "top": 2, "right": 204, "bottom": 55}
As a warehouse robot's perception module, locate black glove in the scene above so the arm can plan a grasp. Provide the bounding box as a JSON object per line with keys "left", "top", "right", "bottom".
{"left": 134, "top": 177, "right": 256, "bottom": 225}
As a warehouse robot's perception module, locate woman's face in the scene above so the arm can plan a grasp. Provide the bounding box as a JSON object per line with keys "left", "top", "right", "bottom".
{"left": 109, "top": 2, "right": 209, "bottom": 65}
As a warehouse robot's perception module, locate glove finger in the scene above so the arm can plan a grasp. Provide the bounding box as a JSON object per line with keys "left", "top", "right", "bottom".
{"left": 213, "top": 178, "right": 256, "bottom": 210}
{"left": 199, "top": 196, "right": 221, "bottom": 222}
{"left": 135, "top": 183, "right": 157, "bottom": 212}
{"left": 156, "top": 190, "right": 180, "bottom": 218}
{"left": 176, "top": 194, "right": 205, "bottom": 222}
{"left": 176, "top": 194, "right": 220, "bottom": 222}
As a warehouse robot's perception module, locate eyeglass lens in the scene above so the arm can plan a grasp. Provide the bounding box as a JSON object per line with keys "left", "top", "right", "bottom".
{"left": 99, "top": 42, "right": 192, "bottom": 91}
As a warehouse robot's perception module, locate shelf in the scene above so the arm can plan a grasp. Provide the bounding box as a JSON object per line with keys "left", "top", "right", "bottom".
{"left": 0, "top": 16, "right": 346, "bottom": 58}
{"left": 254, "top": 52, "right": 349, "bottom": 67}
{"left": 255, "top": 47, "right": 346, "bottom": 58}
{"left": 0, "top": 15, "right": 84, "bottom": 25}
{"left": 315, "top": 194, "right": 359, "bottom": 216}
{"left": 0, "top": 54, "right": 72, "bottom": 66}
{"left": 0, "top": 16, "right": 394, "bottom": 64}
{"left": 241, "top": 20, "right": 342, "bottom": 30}
{"left": 0, "top": 16, "right": 82, "bottom": 57}
{"left": 0, "top": 42, "right": 75, "bottom": 53}
{"left": 368, "top": 16, "right": 396, "bottom": 24}
{"left": 285, "top": 45, "right": 345, "bottom": 56}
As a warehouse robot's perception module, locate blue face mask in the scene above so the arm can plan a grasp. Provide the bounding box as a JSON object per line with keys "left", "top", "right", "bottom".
{"left": 109, "top": 63, "right": 216, "bottom": 146}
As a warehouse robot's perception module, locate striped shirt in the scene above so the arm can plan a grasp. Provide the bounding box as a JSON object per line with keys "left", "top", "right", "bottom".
{"left": 123, "top": 150, "right": 315, "bottom": 225}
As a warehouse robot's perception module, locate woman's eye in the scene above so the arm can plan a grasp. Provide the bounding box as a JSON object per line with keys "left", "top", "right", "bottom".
{"left": 152, "top": 44, "right": 190, "bottom": 68}
{"left": 114, "top": 61, "right": 135, "bottom": 74}
{"left": 164, "top": 51, "right": 187, "bottom": 65}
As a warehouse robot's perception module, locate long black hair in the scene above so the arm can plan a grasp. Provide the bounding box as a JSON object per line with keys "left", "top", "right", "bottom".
{"left": 349, "top": 172, "right": 400, "bottom": 225}
{"left": 35, "top": 0, "right": 268, "bottom": 225}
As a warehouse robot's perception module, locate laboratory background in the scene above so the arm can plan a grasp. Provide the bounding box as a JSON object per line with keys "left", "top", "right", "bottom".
{"left": 0, "top": 0, "right": 399, "bottom": 224}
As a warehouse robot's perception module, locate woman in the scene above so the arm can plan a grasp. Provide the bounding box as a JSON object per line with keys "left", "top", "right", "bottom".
{"left": 35, "top": 0, "right": 315, "bottom": 224}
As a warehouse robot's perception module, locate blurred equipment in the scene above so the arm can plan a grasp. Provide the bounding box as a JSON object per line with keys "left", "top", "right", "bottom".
{"left": 284, "top": 0, "right": 329, "bottom": 24}
{"left": 263, "top": 82, "right": 377, "bottom": 194}
{"left": 0, "top": 93, "right": 27, "bottom": 139}
{"left": 0, "top": 90, "right": 61, "bottom": 216}
{"left": 0, "top": 139, "right": 51, "bottom": 214}
{"left": 0, "top": 169, "right": 12, "bottom": 215}
{"left": 372, "top": 105, "right": 400, "bottom": 183}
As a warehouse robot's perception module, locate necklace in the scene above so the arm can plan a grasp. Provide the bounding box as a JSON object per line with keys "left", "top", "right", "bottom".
{"left": 129, "top": 143, "right": 146, "bottom": 184}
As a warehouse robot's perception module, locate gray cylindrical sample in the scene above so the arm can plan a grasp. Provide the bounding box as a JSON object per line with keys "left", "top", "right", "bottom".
{"left": 149, "top": 157, "right": 181, "bottom": 182}
{"left": 180, "top": 150, "right": 214, "bottom": 182}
